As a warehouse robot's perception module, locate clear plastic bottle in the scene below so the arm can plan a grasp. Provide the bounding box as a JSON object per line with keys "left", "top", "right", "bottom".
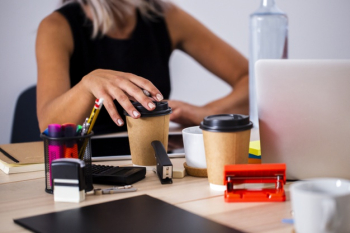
{"left": 249, "top": 0, "right": 288, "bottom": 127}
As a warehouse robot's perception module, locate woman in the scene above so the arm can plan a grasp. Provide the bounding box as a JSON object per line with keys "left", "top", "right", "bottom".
{"left": 36, "top": 0, "right": 249, "bottom": 134}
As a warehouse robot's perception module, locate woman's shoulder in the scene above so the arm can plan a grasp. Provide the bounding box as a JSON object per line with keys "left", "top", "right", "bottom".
{"left": 164, "top": 3, "right": 201, "bottom": 30}
{"left": 163, "top": 3, "right": 198, "bottom": 48}
{"left": 37, "top": 3, "right": 87, "bottom": 49}
{"left": 37, "top": 10, "right": 73, "bottom": 54}
{"left": 38, "top": 11, "right": 70, "bottom": 35}
{"left": 38, "top": 3, "right": 83, "bottom": 31}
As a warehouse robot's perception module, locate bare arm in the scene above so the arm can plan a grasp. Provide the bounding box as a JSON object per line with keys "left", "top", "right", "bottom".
{"left": 36, "top": 12, "right": 163, "bottom": 132}
{"left": 165, "top": 4, "right": 249, "bottom": 125}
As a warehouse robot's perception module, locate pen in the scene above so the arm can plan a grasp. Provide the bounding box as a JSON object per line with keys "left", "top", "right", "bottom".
{"left": 62, "top": 123, "right": 78, "bottom": 159}
{"left": 93, "top": 186, "right": 137, "bottom": 195}
{"left": 104, "top": 187, "right": 137, "bottom": 194}
{"left": 81, "top": 118, "right": 89, "bottom": 136}
{"left": 79, "top": 98, "right": 104, "bottom": 158}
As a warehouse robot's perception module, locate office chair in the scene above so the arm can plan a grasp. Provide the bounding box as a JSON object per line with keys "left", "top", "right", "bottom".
{"left": 10, "top": 85, "right": 42, "bottom": 143}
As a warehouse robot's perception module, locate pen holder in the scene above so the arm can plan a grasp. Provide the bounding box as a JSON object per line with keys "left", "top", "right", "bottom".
{"left": 40, "top": 132, "right": 94, "bottom": 194}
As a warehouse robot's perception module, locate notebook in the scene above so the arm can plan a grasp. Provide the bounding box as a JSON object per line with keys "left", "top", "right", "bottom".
{"left": 255, "top": 59, "right": 350, "bottom": 180}
{"left": 0, "top": 141, "right": 44, "bottom": 174}
{"left": 14, "top": 194, "right": 244, "bottom": 233}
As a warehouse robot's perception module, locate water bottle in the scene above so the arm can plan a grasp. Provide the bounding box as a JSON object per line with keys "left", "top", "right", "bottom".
{"left": 249, "top": 0, "right": 288, "bottom": 127}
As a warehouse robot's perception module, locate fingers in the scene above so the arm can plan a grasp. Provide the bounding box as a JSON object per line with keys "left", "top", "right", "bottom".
{"left": 102, "top": 96, "right": 125, "bottom": 126}
{"left": 117, "top": 76, "right": 157, "bottom": 112}
{"left": 167, "top": 100, "right": 180, "bottom": 110}
{"left": 168, "top": 100, "right": 200, "bottom": 126}
{"left": 169, "top": 107, "right": 183, "bottom": 124}
{"left": 168, "top": 101, "right": 182, "bottom": 121}
{"left": 111, "top": 87, "right": 142, "bottom": 119}
{"left": 112, "top": 74, "right": 159, "bottom": 111}
{"left": 142, "top": 89, "right": 150, "bottom": 97}
{"left": 142, "top": 90, "right": 159, "bottom": 102}
{"left": 87, "top": 69, "right": 165, "bottom": 125}
{"left": 126, "top": 74, "right": 164, "bottom": 101}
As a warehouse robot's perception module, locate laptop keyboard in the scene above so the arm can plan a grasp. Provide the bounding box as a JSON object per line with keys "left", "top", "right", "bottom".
{"left": 91, "top": 164, "right": 146, "bottom": 185}
{"left": 91, "top": 164, "right": 115, "bottom": 175}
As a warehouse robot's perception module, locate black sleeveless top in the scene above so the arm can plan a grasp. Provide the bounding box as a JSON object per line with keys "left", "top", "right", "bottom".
{"left": 56, "top": 3, "right": 172, "bottom": 134}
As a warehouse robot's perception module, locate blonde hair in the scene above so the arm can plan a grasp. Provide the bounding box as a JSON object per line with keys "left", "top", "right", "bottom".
{"left": 62, "top": 0, "right": 168, "bottom": 38}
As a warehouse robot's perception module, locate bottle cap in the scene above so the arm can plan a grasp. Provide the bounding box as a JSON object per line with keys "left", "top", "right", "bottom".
{"left": 200, "top": 114, "right": 253, "bottom": 132}
{"left": 124, "top": 101, "right": 172, "bottom": 117}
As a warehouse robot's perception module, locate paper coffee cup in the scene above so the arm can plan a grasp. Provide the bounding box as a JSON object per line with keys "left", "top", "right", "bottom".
{"left": 124, "top": 102, "right": 171, "bottom": 166}
{"left": 200, "top": 114, "right": 253, "bottom": 187}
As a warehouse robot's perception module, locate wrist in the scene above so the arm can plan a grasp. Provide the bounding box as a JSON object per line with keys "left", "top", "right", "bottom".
{"left": 80, "top": 74, "right": 96, "bottom": 100}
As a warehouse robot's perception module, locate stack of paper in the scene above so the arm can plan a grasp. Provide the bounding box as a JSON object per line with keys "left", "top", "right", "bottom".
{"left": 248, "top": 141, "right": 261, "bottom": 164}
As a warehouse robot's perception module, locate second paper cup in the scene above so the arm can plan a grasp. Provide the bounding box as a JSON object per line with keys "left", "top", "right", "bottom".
{"left": 200, "top": 114, "right": 253, "bottom": 189}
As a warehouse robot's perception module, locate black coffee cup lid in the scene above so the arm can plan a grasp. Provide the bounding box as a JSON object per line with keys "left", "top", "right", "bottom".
{"left": 200, "top": 114, "right": 253, "bottom": 132}
{"left": 124, "top": 101, "right": 172, "bottom": 117}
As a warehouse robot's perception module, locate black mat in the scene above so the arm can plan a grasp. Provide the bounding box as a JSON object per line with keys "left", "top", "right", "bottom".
{"left": 14, "top": 194, "right": 244, "bottom": 233}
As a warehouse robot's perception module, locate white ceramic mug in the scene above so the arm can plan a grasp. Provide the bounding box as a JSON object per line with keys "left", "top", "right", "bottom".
{"left": 182, "top": 126, "right": 207, "bottom": 168}
{"left": 290, "top": 178, "right": 350, "bottom": 233}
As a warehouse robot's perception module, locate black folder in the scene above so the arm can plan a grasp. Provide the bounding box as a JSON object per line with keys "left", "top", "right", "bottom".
{"left": 14, "top": 194, "right": 244, "bottom": 233}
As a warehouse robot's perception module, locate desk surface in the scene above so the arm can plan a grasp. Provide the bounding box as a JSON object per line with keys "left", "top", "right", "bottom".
{"left": 0, "top": 128, "right": 294, "bottom": 233}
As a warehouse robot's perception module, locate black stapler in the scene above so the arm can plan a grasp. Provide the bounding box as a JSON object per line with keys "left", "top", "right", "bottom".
{"left": 151, "top": 141, "right": 173, "bottom": 184}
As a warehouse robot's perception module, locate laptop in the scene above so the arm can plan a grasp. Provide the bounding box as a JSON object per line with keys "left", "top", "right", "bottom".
{"left": 255, "top": 59, "right": 350, "bottom": 180}
{"left": 91, "top": 122, "right": 185, "bottom": 161}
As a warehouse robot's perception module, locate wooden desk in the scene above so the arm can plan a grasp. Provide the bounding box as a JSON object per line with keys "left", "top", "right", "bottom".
{"left": 0, "top": 129, "right": 294, "bottom": 233}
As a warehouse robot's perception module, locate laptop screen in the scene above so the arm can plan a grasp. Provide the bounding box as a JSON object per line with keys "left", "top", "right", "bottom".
{"left": 91, "top": 134, "right": 184, "bottom": 160}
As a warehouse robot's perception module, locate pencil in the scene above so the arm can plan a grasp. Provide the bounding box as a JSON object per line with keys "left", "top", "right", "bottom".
{"left": 87, "top": 98, "right": 104, "bottom": 134}
{"left": 79, "top": 98, "right": 104, "bottom": 159}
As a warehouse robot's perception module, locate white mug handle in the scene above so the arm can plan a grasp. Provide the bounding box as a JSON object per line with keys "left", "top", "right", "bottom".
{"left": 322, "top": 198, "right": 338, "bottom": 232}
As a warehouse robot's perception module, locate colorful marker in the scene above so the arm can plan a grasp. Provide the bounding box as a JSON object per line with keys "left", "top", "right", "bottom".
{"left": 43, "top": 128, "right": 49, "bottom": 136}
{"left": 76, "top": 125, "right": 82, "bottom": 135}
{"left": 62, "top": 123, "right": 78, "bottom": 159}
{"left": 48, "top": 124, "right": 63, "bottom": 187}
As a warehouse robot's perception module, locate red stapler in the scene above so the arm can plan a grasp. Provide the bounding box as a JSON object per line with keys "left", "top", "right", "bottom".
{"left": 224, "top": 164, "right": 286, "bottom": 202}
